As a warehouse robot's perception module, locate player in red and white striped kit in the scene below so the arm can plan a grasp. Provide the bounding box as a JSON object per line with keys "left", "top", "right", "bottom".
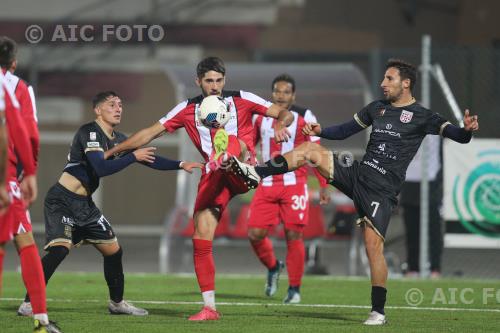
{"left": 249, "top": 74, "right": 330, "bottom": 303}
{"left": 105, "top": 57, "right": 293, "bottom": 320}
{"left": 0, "top": 36, "right": 62, "bottom": 333}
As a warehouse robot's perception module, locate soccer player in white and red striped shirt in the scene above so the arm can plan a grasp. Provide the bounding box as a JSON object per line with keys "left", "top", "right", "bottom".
{"left": 0, "top": 36, "right": 62, "bottom": 332}
{"left": 105, "top": 57, "right": 293, "bottom": 320}
{"left": 249, "top": 74, "right": 330, "bottom": 304}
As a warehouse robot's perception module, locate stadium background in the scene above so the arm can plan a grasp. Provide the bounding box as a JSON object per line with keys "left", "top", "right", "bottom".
{"left": 1, "top": 0, "right": 499, "bottom": 278}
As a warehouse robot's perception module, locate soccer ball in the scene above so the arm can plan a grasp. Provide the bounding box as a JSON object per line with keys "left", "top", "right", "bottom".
{"left": 198, "top": 95, "right": 230, "bottom": 128}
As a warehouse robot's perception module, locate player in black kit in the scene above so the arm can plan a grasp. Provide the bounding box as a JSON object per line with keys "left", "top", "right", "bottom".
{"left": 17, "top": 91, "right": 203, "bottom": 317}
{"left": 230, "top": 59, "right": 479, "bottom": 325}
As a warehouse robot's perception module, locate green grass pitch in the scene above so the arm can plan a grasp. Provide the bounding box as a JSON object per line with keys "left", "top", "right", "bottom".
{"left": 1, "top": 272, "right": 499, "bottom": 332}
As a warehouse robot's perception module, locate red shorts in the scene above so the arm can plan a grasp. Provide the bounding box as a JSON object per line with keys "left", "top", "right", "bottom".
{"left": 0, "top": 180, "right": 32, "bottom": 243}
{"left": 248, "top": 183, "right": 309, "bottom": 231}
{"left": 194, "top": 169, "right": 249, "bottom": 214}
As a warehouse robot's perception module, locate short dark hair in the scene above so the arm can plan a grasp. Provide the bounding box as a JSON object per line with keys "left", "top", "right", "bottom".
{"left": 0, "top": 36, "right": 17, "bottom": 69}
{"left": 196, "top": 56, "right": 225, "bottom": 78}
{"left": 386, "top": 58, "right": 417, "bottom": 90}
{"left": 92, "top": 91, "right": 120, "bottom": 109}
{"left": 271, "top": 73, "right": 296, "bottom": 92}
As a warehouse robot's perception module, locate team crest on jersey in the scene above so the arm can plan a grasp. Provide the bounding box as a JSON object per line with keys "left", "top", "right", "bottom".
{"left": 400, "top": 110, "right": 413, "bottom": 123}
{"left": 90, "top": 132, "right": 97, "bottom": 140}
{"left": 378, "top": 108, "right": 385, "bottom": 116}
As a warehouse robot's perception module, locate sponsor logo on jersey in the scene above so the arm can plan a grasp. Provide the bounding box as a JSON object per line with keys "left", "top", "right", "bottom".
{"left": 386, "top": 124, "right": 392, "bottom": 130}
{"left": 363, "top": 160, "right": 387, "bottom": 174}
{"left": 87, "top": 141, "right": 100, "bottom": 148}
{"left": 374, "top": 128, "right": 401, "bottom": 138}
{"left": 90, "top": 132, "right": 97, "bottom": 140}
{"left": 400, "top": 110, "right": 413, "bottom": 123}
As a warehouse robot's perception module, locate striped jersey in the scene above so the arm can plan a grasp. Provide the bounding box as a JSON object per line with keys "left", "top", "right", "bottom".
{"left": 159, "top": 90, "right": 271, "bottom": 171}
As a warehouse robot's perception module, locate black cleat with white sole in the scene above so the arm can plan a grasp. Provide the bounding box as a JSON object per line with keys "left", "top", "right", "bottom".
{"left": 229, "top": 156, "right": 261, "bottom": 189}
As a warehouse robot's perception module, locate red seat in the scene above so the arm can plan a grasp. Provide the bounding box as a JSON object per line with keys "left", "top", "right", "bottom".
{"left": 228, "top": 204, "right": 251, "bottom": 239}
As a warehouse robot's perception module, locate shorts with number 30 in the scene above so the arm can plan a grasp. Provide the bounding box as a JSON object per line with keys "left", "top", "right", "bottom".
{"left": 248, "top": 183, "right": 310, "bottom": 231}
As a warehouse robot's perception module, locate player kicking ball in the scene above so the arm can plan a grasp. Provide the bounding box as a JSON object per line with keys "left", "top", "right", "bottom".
{"left": 104, "top": 57, "right": 293, "bottom": 320}
{"left": 230, "top": 59, "right": 479, "bottom": 325}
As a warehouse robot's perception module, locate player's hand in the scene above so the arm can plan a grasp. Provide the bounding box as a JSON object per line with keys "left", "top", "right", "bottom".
{"left": 133, "top": 147, "right": 156, "bottom": 163}
{"left": 463, "top": 109, "right": 479, "bottom": 132}
{"left": 273, "top": 122, "right": 291, "bottom": 143}
{"left": 319, "top": 187, "right": 331, "bottom": 205}
{"left": 180, "top": 161, "right": 204, "bottom": 173}
{"left": 0, "top": 185, "right": 10, "bottom": 215}
{"left": 303, "top": 123, "right": 322, "bottom": 136}
{"left": 20, "top": 174, "right": 37, "bottom": 205}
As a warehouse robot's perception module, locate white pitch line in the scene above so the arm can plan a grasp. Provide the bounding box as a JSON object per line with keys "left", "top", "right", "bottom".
{"left": 2, "top": 298, "right": 500, "bottom": 313}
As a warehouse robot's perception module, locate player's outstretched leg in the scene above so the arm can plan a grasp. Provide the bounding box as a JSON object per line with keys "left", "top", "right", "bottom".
{"left": 362, "top": 226, "right": 388, "bottom": 325}
{"left": 230, "top": 142, "right": 332, "bottom": 188}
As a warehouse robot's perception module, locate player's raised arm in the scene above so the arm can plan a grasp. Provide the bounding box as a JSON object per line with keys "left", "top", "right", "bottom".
{"left": 104, "top": 121, "right": 165, "bottom": 159}
{"left": 265, "top": 103, "right": 294, "bottom": 142}
{"left": 303, "top": 119, "right": 365, "bottom": 140}
{"left": 87, "top": 147, "right": 157, "bottom": 178}
{"left": 441, "top": 109, "right": 478, "bottom": 144}
{"left": 139, "top": 154, "right": 203, "bottom": 174}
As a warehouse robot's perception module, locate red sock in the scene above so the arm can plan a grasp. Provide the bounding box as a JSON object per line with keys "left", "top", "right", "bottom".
{"left": 0, "top": 247, "right": 5, "bottom": 295}
{"left": 193, "top": 239, "right": 215, "bottom": 292}
{"left": 286, "top": 239, "right": 305, "bottom": 287}
{"left": 19, "top": 244, "right": 47, "bottom": 314}
{"left": 227, "top": 135, "right": 241, "bottom": 157}
{"left": 250, "top": 237, "right": 276, "bottom": 270}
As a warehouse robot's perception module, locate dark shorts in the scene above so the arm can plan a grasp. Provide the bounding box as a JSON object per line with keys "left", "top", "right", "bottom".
{"left": 44, "top": 183, "right": 117, "bottom": 250}
{"left": 329, "top": 153, "right": 395, "bottom": 240}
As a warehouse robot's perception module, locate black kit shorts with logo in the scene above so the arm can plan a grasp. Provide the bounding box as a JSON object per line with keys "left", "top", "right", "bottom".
{"left": 328, "top": 152, "right": 396, "bottom": 240}
{"left": 43, "top": 183, "right": 116, "bottom": 249}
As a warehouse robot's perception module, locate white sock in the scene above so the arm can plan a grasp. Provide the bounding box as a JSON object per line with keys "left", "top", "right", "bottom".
{"left": 202, "top": 290, "right": 216, "bottom": 309}
{"left": 34, "top": 313, "right": 49, "bottom": 325}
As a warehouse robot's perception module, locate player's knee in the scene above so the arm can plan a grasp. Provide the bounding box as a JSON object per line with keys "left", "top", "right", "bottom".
{"left": 104, "top": 246, "right": 123, "bottom": 261}
{"left": 248, "top": 228, "right": 267, "bottom": 241}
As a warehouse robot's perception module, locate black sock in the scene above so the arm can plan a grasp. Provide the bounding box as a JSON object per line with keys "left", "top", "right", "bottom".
{"left": 104, "top": 247, "right": 124, "bottom": 303}
{"left": 255, "top": 155, "right": 289, "bottom": 178}
{"left": 289, "top": 285, "right": 300, "bottom": 292}
{"left": 371, "top": 286, "right": 387, "bottom": 315}
{"left": 25, "top": 246, "right": 69, "bottom": 302}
